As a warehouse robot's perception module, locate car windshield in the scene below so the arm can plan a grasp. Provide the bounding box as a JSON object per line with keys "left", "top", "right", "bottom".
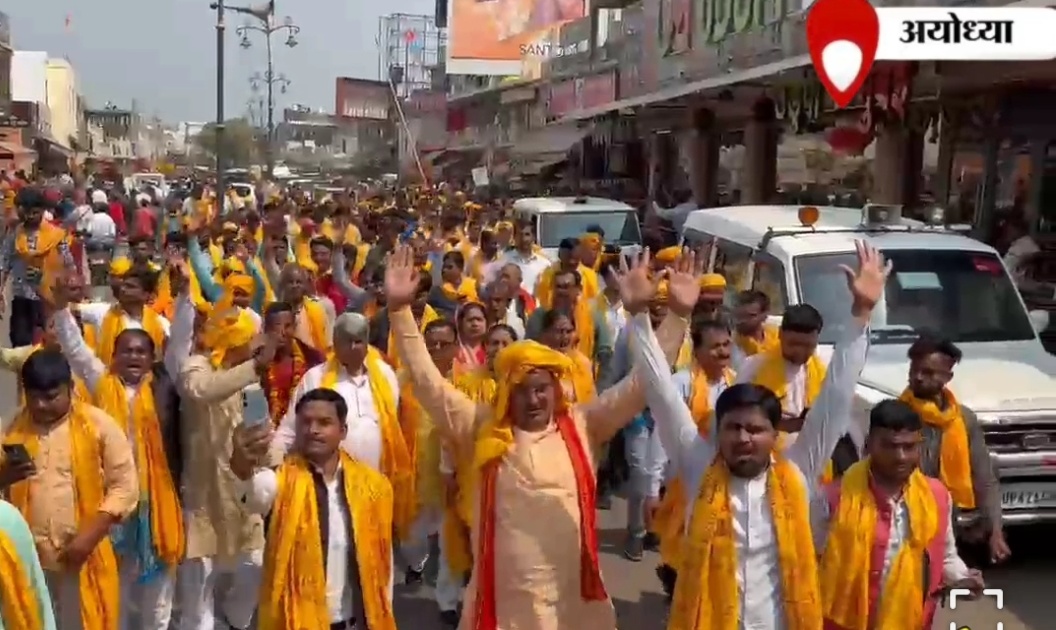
{"left": 795, "top": 249, "right": 1036, "bottom": 345}
{"left": 538, "top": 211, "right": 642, "bottom": 248}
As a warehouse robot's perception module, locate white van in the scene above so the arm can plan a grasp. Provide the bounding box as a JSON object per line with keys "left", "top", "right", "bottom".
{"left": 681, "top": 203, "right": 1056, "bottom": 527}
{"left": 510, "top": 196, "right": 643, "bottom": 261}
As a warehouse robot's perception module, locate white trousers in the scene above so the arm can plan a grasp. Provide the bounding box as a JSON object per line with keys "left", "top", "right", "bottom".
{"left": 120, "top": 558, "right": 177, "bottom": 630}
{"left": 434, "top": 520, "right": 465, "bottom": 613}
{"left": 177, "top": 549, "right": 263, "bottom": 630}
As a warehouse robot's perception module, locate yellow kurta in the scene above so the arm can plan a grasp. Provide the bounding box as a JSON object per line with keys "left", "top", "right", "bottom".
{"left": 390, "top": 308, "right": 688, "bottom": 630}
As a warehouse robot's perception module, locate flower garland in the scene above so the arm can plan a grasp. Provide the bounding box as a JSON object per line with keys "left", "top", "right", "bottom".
{"left": 265, "top": 341, "right": 307, "bottom": 425}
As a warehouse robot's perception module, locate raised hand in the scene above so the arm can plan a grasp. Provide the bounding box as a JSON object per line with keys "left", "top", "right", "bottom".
{"left": 840, "top": 240, "right": 892, "bottom": 320}
{"left": 384, "top": 244, "right": 421, "bottom": 311}
{"left": 667, "top": 247, "right": 705, "bottom": 318}
{"left": 614, "top": 249, "right": 660, "bottom": 315}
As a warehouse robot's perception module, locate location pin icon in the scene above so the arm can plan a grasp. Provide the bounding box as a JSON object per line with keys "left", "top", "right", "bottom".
{"left": 806, "top": 0, "right": 879, "bottom": 109}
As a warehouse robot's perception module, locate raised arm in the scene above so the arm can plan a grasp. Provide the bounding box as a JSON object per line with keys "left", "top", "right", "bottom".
{"left": 332, "top": 246, "right": 368, "bottom": 308}
{"left": 179, "top": 356, "right": 260, "bottom": 404}
{"left": 384, "top": 247, "right": 477, "bottom": 450}
{"left": 187, "top": 238, "right": 220, "bottom": 303}
{"left": 787, "top": 241, "right": 887, "bottom": 482}
{"left": 164, "top": 291, "right": 196, "bottom": 378}
{"left": 581, "top": 248, "right": 701, "bottom": 445}
{"left": 52, "top": 307, "right": 107, "bottom": 391}
{"left": 246, "top": 258, "right": 267, "bottom": 313}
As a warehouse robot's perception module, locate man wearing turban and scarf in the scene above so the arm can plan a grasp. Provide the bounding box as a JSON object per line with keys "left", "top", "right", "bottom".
{"left": 386, "top": 244, "right": 701, "bottom": 629}
{"left": 174, "top": 281, "right": 279, "bottom": 630}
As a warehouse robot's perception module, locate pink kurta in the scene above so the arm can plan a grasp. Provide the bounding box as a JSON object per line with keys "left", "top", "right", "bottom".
{"left": 391, "top": 307, "right": 688, "bottom": 630}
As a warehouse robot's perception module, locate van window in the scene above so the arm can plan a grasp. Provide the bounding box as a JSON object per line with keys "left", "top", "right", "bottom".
{"left": 752, "top": 251, "right": 787, "bottom": 315}
{"left": 683, "top": 228, "right": 753, "bottom": 299}
{"left": 537, "top": 211, "right": 641, "bottom": 248}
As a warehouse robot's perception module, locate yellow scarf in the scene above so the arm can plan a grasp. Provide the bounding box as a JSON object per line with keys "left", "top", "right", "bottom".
{"left": 397, "top": 378, "right": 444, "bottom": 524}
{"left": 208, "top": 242, "right": 224, "bottom": 269}
{"left": 567, "top": 349, "right": 597, "bottom": 405}
{"left": 298, "top": 299, "right": 330, "bottom": 353}
{"left": 94, "top": 307, "right": 167, "bottom": 365}
{"left": 655, "top": 366, "right": 734, "bottom": 569}
{"left": 573, "top": 298, "right": 596, "bottom": 360}
{"left": 440, "top": 276, "right": 479, "bottom": 303}
{"left": 0, "top": 528, "right": 43, "bottom": 630}
{"left": 253, "top": 256, "right": 277, "bottom": 304}
{"left": 94, "top": 373, "right": 185, "bottom": 566}
{"left": 15, "top": 223, "right": 67, "bottom": 303}
{"left": 536, "top": 263, "right": 600, "bottom": 309}
{"left": 387, "top": 305, "right": 439, "bottom": 370}
{"left": 321, "top": 350, "right": 415, "bottom": 535}
{"left": 820, "top": 460, "right": 938, "bottom": 630}
{"left": 735, "top": 324, "right": 780, "bottom": 357}
{"left": 899, "top": 388, "right": 975, "bottom": 508}
{"left": 448, "top": 368, "right": 497, "bottom": 575}
{"left": 258, "top": 452, "right": 397, "bottom": 630}
{"left": 752, "top": 347, "right": 825, "bottom": 410}
{"left": 670, "top": 456, "right": 821, "bottom": 630}
{"left": 5, "top": 404, "right": 120, "bottom": 630}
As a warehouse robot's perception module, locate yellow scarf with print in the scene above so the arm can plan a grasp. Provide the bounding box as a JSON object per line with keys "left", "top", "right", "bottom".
{"left": 899, "top": 388, "right": 975, "bottom": 508}
{"left": 94, "top": 307, "right": 167, "bottom": 366}
{"left": 820, "top": 460, "right": 938, "bottom": 630}
{"left": 258, "top": 452, "right": 397, "bottom": 630}
{"left": 320, "top": 349, "right": 415, "bottom": 536}
{"left": 669, "top": 456, "right": 822, "bottom": 630}
{"left": 387, "top": 305, "right": 440, "bottom": 369}
{"left": 5, "top": 404, "right": 120, "bottom": 630}
{"left": 0, "top": 528, "right": 43, "bottom": 630}
{"left": 735, "top": 324, "right": 780, "bottom": 357}
{"left": 654, "top": 367, "right": 734, "bottom": 570}
{"left": 94, "top": 372, "right": 185, "bottom": 566}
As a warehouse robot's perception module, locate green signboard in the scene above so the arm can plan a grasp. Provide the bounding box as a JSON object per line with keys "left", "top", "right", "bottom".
{"left": 700, "top": 0, "right": 795, "bottom": 45}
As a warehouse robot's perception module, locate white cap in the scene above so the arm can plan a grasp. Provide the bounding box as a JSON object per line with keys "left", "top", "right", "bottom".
{"left": 91, "top": 190, "right": 107, "bottom": 205}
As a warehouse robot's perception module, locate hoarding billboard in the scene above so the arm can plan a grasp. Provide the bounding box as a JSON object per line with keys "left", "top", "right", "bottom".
{"left": 445, "top": 0, "right": 586, "bottom": 75}
{"left": 335, "top": 77, "right": 391, "bottom": 120}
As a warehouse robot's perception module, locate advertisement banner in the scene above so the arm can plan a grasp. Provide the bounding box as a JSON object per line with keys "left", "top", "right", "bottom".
{"left": 335, "top": 78, "right": 390, "bottom": 120}
{"left": 446, "top": 0, "right": 586, "bottom": 75}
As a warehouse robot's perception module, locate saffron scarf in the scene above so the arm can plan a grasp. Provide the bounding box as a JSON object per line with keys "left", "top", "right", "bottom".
{"left": 0, "top": 528, "right": 43, "bottom": 630}
{"left": 320, "top": 349, "right": 415, "bottom": 536}
{"left": 472, "top": 341, "right": 606, "bottom": 630}
{"left": 387, "top": 305, "right": 440, "bottom": 369}
{"left": 899, "top": 388, "right": 975, "bottom": 508}
{"left": 567, "top": 349, "right": 597, "bottom": 405}
{"left": 654, "top": 367, "right": 734, "bottom": 570}
{"left": 573, "top": 298, "right": 597, "bottom": 361}
{"left": 441, "top": 276, "right": 479, "bottom": 303}
{"left": 6, "top": 404, "right": 120, "bottom": 630}
{"left": 14, "top": 222, "right": 67, "bottom": 302}
{"left": 96, "top": 373, "right": 185, "bottom": 576}
{"left": 258, "top": 452, "right": 397, "bottom": 630}
{"left": 298, "top": 298, "right": 330, "bottom": 353}
{"left": 819, "top": 459, "right": 938, "bottom": 630}
{"left": 735, "top": 324, "right": 780, "bottom": 357}
{"left": 752, "top": 347, "right": 825, "bottom": 410}
{"left": 94, "top": 307, "right": 167, "bottom": 365}
{"left": 670, "top": 456, "right": 822, "bottom": 630}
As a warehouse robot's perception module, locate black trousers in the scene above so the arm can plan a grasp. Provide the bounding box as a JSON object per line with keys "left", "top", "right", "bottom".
{"left": 9, "top": 296, "right": 44, "bottom": 347}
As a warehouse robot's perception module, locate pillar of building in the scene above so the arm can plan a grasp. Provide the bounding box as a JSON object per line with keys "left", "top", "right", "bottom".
{"left": 689, "top": 108, "right": 721, "bottom": 208}
{"left": 871, "top": 124, "right": 924, "bottom": 208}
{"left": 741, "top": 98, "right": 778, "bottom": 205}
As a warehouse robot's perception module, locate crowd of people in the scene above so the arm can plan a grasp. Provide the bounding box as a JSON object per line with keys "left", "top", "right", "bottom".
{"left": 0, "top": 175, "right": 1011, "bottom": 630}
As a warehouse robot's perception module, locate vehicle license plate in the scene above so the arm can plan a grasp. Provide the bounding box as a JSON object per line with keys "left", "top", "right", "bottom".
{"left": 1001, "top": 487, "right": 1056, "bottom": 509}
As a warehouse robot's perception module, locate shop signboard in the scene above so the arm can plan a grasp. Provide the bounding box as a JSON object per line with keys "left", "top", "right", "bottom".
{"left": 547, "top": 80, "right": 579, "bottom": 120}
{"left": 618, "top": 3, "right": 647, "bottom": 98}
{"left": 579, "top": 71, "right": 618, "bottom": 111}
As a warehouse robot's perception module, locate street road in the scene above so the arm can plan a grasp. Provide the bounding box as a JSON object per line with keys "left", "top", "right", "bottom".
{"left": 0, "top": 313, "right": 1049, "bottom": 630}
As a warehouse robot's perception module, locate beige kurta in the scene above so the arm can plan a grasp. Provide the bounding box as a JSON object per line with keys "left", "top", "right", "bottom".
{"left": 392, "top": 307, "right": 688, "bottom": 630}
{"left": 178, "top": 355, "right": 265, "bottom": 561}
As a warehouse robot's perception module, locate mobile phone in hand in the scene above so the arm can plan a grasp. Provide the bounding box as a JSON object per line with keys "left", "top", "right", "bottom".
{"left": 242, "top": 385, "right": 270, "bottom": 427}
{"left": 2, "top": 443, "right": 32, "bottom": 465}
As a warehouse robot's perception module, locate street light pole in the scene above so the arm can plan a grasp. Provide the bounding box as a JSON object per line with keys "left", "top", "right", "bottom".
{"left": 211, "top": 1, "right": 226, "bottom": 196}
{"left": 237, "top": 13, "right": 299, "bottom": 179}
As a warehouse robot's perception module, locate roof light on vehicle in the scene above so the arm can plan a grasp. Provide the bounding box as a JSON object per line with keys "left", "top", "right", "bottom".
{"left": 798, "top": 206, "right": 820, "bottom": 227}
{"left": 861, "top": 204, "right": 903, "bottom": 226}
{"left": 924, "top": 206, "right": 945, "bottom": 225}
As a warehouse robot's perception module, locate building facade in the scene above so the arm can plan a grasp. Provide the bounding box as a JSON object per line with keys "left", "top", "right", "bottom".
{"left": 45, "top": 58, "right": 80, "bottom": 152}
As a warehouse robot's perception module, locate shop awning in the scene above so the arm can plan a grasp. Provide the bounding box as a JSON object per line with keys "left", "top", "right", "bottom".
{"left": 510, "top": 123, "right": 592, "bottom": 158}
{"left": 557, "top": 54, "right": 813, "bottom": 122}
{"left": 511, "top": 152, "right": 568, "bottom": 176}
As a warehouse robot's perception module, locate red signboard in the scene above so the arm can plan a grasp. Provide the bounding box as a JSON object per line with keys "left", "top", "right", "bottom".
{"left": 335, "top": 77, "right": 391, "bottom": 120}
{"left": 579, "top": 72, "right": 617, "bottom": 111}
{"left": 548, "top": 81, "right": 578, "bottom": 119}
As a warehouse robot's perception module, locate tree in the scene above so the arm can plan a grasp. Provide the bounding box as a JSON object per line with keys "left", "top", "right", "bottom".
{"left": 194, "top": 118, "right": 259, "bottom": 168}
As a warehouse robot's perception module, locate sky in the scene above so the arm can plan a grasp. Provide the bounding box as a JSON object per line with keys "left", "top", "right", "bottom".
{"left": 6, "top": 0, "right": 434, "bottom": 123}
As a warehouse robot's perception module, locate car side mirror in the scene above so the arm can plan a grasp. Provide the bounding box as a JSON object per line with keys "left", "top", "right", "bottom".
{"left": 1028, "top": 309, "right": 1050, "bottom": 334}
